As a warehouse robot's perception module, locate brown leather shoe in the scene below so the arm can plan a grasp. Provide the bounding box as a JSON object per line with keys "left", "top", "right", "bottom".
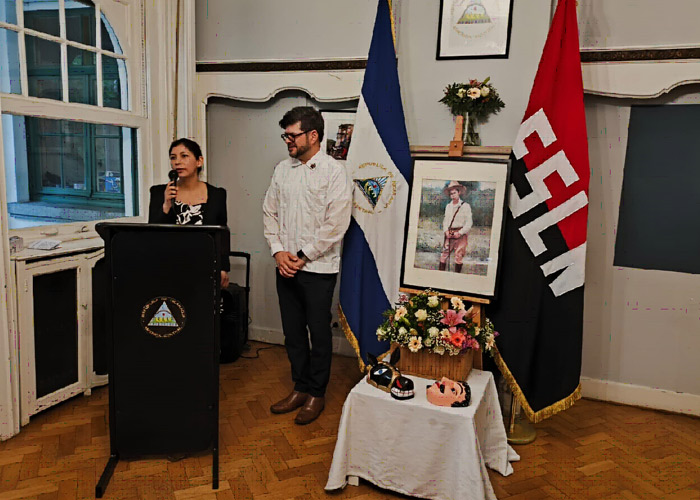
{"left": 294, "top": 396, "right": 325, "bottom": 425}
{"left": 270, "top": 390, "right": 309, "bottom": 414}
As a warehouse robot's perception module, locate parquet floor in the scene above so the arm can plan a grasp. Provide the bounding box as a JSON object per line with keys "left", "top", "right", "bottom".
{"left": 0, "top": 342, "right": 698, "bottom": 500}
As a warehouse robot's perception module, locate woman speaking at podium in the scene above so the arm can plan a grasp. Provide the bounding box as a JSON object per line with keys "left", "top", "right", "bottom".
{"left": 148, "top": 138, "right": 230, "bottom": 287}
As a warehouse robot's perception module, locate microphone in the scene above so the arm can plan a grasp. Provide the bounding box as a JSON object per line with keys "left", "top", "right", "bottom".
{"left": 168, "top": 169, "right": 179, "bottom": 185}
{"left": 167, "top": 170, "right": 178, "bottom": 210}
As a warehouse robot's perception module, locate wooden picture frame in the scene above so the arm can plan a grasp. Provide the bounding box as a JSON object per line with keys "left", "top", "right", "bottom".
{"left": 401, "top": 156, "right": 511, "bottom": 299}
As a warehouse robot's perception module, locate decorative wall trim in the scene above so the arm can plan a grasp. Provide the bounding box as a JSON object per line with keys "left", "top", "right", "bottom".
{"left": 197, "top": 59, "right": 368, "bottom": 73}
{"left": 581, "top": 48, "right": 700, "bottom": 63}
{"left": 581, "top": 377, "right": 700, "bottom": 417}
{"left": 582, "top": 60, "right": 700, "bottom": 99}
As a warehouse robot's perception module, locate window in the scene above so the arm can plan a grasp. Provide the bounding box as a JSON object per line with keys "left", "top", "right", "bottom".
{"left": 0, "top": 0, "right": 139, "bottom": 228}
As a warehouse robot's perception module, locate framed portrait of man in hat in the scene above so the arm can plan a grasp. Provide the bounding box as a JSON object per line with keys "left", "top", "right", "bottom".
{"left": 400, "top": 156, "right": 510, "bottom": 298}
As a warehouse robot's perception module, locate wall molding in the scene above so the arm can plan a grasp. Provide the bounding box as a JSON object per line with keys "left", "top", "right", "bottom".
{"left": 581, "top": 47, "right": 700, "bottom": 63}
{"left": 197, "top": 59, "right": 367, "bottom": 73}
{"left": 581, "top": 377, "right": 700, "bottom": 417}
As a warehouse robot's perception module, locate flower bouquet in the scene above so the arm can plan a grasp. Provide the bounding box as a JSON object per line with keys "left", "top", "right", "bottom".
{"left": 439, "top": 77, "right": 505, "bottom": 146}
{"left": 376, "top": 290, "right": 497, "bottom": 380}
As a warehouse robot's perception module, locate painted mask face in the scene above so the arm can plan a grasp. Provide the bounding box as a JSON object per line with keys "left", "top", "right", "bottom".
{"left": 366, "top": 352, "right": 415, "bottom": 401}
{"left": 426, "top": 377, "right": 471, "bottom": 407}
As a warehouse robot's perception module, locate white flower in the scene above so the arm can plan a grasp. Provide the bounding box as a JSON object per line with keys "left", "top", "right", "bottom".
{"left": 424, "top": 336, "right": 434, "bottom": 347}
{"left": 486, "top": 337, "right": 495, "bottom": 350}
{"left": 398, "top": 326, "right": 408, "bottom": 336}
{"left": 427, "top": 295, "right": 440, "bottom": 308}
{"left": 480, "top": 86, "right": 490, "bottom": 97}
{"left": 376, "top": 327, "right": 385, "bottom": 338}
{"left": 394, "top": 306, "right": 408, "bottom": 321}
{"left": 451, "top": 297, "right": 465, "bottom": 310}
{"left": 408, "top": 336, "right": 423, "bottom": 353}
{"left": 428, "top": 327, "right": 439, "bottom": 338}
{"left": 467, "top": 87, "right": 481, "bottom": 99}
{"left": 433, "top": 344, "right": 445, "bottom": 355}
{"left": 415, "top": 309, "right": 428, "bottom": 321}
{"left": 440, "top": 328, "right": 451, "bottom": 339}
{"left": 457, "top": 88, "right": 467, "bottom": 98}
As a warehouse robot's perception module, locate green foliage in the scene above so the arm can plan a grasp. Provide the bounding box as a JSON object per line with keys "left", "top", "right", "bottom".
{"left": 439, "top": 77, "right": 505, "bottom": 119}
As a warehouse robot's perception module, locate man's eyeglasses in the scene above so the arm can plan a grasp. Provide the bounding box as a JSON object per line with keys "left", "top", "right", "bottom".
{"left": 281, "top": 130, "right": 311, "bottom": 142}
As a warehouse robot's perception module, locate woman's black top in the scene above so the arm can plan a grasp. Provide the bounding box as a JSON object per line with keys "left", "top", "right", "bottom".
{"left": 148, "top": 182, "right": 230, "bottom": 271}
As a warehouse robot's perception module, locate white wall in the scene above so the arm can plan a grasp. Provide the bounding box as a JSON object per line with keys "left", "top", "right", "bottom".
{"left": 195, "top": 0, "right": 378, "bottom": 62}
{"left": 397, "top": 0, "right": 551, "bottom": 147}
{"left": 582, "top": 87, "right": 700, "bottom": 410}
{"left": 578, "top": 0, "right": 700, "bottom": 50}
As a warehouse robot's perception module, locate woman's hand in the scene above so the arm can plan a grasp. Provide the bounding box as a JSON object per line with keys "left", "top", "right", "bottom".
{"left": 162, "top": 181, "right": 178, "bottom": 213}
{"left": 221, "top": 271, "right": 229, "bottom": 289}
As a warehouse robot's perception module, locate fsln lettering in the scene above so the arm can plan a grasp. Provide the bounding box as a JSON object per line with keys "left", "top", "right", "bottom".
{"left": 510, "top": 150, "right": 581, "bottom": 218}
{"left": 541, "top": 243, "right": 586, "bottom": 297}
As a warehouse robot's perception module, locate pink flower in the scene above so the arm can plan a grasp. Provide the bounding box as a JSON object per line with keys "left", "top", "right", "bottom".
{"left": 440, "top": 309, "right": 467, "bottom": 333}
{"left": 466, "top": 336, "right": 480, "bottom": 350}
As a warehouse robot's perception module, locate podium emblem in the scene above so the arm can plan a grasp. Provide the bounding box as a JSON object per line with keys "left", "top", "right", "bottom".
{"left": 141, "top": 297, "right": 186, "bottom": 338}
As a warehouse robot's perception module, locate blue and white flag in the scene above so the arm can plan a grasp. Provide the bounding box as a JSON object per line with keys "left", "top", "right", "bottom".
{"left": 339, "top": 0, "right": 412, "bottom": 368}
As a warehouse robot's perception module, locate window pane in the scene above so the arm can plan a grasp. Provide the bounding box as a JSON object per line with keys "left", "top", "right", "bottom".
{"left": 62, "top": 135, "right": 86, "bottom": 189}
{"left": 103, "top": 55, "right": 126, "bottom": 110}
{"left": 95, "top": 136, "right": 121, "bottom": 193}
{"left": 65, "top": 0, "right": 95, "bottom": 46}
{"left": 5, "top": 114, "right": 138, "bottom": 228}
{"left": 24, "top": 1, "right": 60, "bottom": 37}
{"left": 100, "top": 13, "right": 121, "bottom": 53}
{"left": 26, "top": 35, "right": 62, "bottom": 100}
{"left": 0, "top": 28, "right": 21, "bottom": 94}
{"left": 1, "top": 0, "right": 17, "bottom": 24}
{"left": 67, "top": 46, "right": 96, "bottom": 105}
{"left": 38, "top": 136, "right": 61, "bottom": 188}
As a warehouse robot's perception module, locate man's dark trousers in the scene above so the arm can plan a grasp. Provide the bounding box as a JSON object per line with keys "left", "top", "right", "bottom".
{"left": 276, "top": 270, "right": 337, "bottom": 398}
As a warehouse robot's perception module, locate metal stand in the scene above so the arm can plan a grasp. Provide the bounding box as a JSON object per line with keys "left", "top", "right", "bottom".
{"left": 507, "top": 398, "right": 537, "bottom": 445}
{"left": 95, "top": 454, "right": 119, "bottom": 498}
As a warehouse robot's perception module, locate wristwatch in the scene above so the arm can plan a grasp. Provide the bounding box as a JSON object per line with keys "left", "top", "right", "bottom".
{"left": 297, "top": 249, "right": 309, "bottom": 262}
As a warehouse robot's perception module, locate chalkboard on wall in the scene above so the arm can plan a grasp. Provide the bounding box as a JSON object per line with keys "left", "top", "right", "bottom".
{"left": 614, "top": 104, "right": 700, "bottom": 274}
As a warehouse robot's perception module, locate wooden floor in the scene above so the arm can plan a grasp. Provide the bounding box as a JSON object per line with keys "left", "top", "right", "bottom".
{"left": 0, "top": 342, "right": 698, "bottom": 500}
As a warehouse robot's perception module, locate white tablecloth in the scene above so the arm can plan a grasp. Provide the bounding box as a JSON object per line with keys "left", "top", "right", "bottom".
{"left": 326, "top": 369, "right": 519, "bottom": 500}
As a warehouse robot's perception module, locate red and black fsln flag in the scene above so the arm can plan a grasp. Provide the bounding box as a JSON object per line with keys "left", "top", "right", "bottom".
{"left": 488, "top": 0, "right": 590, "bottom": 423}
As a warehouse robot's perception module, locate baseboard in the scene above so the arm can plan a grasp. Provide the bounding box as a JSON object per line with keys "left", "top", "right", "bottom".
{"left": 248, "top": 326, "right": 358, "bottom": 358}
{"left": 581, "top": 377, "right": 700, "bottom": 416}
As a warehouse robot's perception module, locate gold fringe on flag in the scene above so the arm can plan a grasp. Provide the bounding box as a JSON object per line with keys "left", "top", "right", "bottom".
{"left": 491, "top": 345, "right": 581, "bottom": 423}
{"left": 338, "top": 305, "right": 391, "bottom": 374}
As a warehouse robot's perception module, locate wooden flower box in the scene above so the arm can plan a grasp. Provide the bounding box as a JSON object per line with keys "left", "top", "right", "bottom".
{"left": 394, "top": 343, "right": 474, "bottom": 382}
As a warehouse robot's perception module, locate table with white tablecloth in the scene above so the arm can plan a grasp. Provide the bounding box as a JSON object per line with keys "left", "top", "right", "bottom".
{"left": 326, "top": 368, "right": 519, "bottom": 500}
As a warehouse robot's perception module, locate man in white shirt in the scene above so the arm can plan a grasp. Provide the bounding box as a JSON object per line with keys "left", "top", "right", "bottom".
{"left": 262, "top": 107, "right": 352, "bottom": 425}
{"left": 439, "top": 180, "right": 473, "bottom": 274}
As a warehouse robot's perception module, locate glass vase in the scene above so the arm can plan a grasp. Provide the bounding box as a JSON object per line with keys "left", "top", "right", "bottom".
{"left": 463, "top": 113, "right": 481, "bottom": 146}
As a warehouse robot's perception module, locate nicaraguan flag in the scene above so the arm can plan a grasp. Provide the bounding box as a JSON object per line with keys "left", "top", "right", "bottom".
{"left": 339, "top": 0, "right": 412, "bottom": 368}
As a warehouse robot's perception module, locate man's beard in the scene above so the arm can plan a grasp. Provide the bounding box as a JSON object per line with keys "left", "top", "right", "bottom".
{"left": 289, "top": 143, "right": 310, "bottom": 159}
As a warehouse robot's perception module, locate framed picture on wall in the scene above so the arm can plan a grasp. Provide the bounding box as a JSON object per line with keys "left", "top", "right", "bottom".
{"left": 320, "top": 111, "right": 356, "bottom": 163}
{"left": 401, "top": 156, "right": 511, "bottom": 299}
{"left": 437, "top": 0, "right": 514, "bottom": 59}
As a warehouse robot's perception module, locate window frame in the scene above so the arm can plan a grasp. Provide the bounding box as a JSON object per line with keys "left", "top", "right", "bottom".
{"left": 0, "top": 0, "right": 149, "bottom": 236}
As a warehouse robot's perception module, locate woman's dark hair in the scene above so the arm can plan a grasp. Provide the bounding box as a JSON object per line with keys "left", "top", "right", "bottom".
{"left": 279, "top": 106, "right": 325, "bottom": 142}
{"left": 169, "top": 138, "right": 203, "bottom": 174}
